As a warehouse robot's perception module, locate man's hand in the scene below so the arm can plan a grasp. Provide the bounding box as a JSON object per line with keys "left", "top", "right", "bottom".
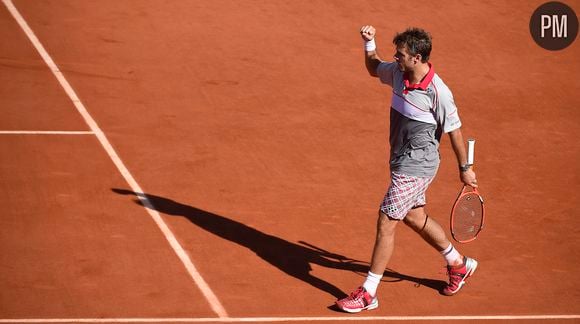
{"left": 460, "top": 168, "right": 478, "bottom": 188}
{"left": 360, "top": 25, "right": 376, "bottom": 41}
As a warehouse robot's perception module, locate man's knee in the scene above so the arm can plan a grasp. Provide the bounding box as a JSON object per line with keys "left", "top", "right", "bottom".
{"left": 403, "top": 208, "right": 428, "bottom": 233}
{"left": 376, "top": 210, "right": 399, "bottom": 236}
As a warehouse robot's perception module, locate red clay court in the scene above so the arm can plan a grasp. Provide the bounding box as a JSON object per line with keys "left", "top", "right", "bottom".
{"left": 1, "top": 0, "right": 579, "bottom": 323}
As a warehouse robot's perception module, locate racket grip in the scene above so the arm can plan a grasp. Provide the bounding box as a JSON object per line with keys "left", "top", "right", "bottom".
{"left": 467, "top": 139, "right": 475, "bottom": 165}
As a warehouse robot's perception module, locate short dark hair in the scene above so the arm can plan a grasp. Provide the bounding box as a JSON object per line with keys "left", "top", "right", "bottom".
{"left": 393, "top": 27, "right": 432, "bottom": 62}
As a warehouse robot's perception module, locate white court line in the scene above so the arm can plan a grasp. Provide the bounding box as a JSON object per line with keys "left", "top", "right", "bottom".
{"left": 0, "top": 315, "right": 579, "bottom": 323}
{"left": 0, "top": 131, "right": 94, "bottom": 135}
{"left": 1, "top": 0, "right": 228, "bottom": 319}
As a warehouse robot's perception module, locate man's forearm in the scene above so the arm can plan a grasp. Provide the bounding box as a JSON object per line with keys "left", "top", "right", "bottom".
{"left": 365, "top": 51, "right": 381, "bottom": 77}
{"left": 448, "top": 128, "right": 468, "bottom": 168}
{"left": 360, "top": 25, "right": 382, "bottom": 77}
{"left": 449, "top": 128, "right": 478, "bottom": 186}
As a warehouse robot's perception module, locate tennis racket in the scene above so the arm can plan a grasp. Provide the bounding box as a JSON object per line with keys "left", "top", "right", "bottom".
{"left": 450, "top": 139, "right": 485, "bottom": 243}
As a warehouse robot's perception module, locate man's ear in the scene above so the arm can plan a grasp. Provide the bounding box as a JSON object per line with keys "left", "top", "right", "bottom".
{"left": 414, "top": 54, "right": 422, "bottom": 64}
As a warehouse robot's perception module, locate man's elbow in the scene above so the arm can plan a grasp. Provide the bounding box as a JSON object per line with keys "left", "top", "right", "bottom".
{"left": 366, "top": 67, "right": 379, "bottom": 77}
{"left": 366, "top": 60, "right": 380, "bottom": 77}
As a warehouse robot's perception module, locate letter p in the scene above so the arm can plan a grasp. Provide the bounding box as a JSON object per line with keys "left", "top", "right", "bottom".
{"left": 541, "top": 14, "right": 552, "bottom": 38}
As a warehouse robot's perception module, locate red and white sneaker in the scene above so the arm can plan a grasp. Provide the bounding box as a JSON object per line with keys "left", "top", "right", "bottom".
{"left": 335, "top": 287, "right": 378, "bottom": 313}
{"left": 443, "top": 256, "right": 478, "bottom": 296}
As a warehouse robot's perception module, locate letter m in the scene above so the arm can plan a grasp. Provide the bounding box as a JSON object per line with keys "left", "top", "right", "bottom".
{"left": 553, "top": 15, "right": 568, "bottom": 38}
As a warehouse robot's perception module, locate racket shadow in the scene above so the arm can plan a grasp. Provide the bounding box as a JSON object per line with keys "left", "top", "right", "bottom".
{"left": 112, "top": 188, "right": 447, "bottom": 298}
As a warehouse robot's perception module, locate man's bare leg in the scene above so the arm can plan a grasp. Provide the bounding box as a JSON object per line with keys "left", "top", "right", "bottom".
{"left": 369, "top": 211, "right": 400, "bottom": 274}
{"left": 404, "top": 206, "right": 462, "bottom": 265}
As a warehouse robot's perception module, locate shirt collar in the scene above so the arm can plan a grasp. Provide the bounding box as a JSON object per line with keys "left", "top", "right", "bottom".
{"left": 403, "top": 63, "right": 434, "bottom": 93}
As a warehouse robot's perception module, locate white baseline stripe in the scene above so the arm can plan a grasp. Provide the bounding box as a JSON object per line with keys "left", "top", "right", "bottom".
{"left": 1, "top": 0, "right": 228, "bottom": 319}
{"left": 0, "top": 131, "right": 94, "bottom": 135}
{"left": 0, "top": 315, "right": 579, "bottom": 323}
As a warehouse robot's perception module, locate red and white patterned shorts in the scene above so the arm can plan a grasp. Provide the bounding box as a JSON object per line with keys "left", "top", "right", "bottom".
{"left": 379, "top": 172, "right": 434, "bottom": 220}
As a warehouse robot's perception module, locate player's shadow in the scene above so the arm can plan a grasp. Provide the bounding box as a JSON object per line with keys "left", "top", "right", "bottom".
{"left": 112, "top": 189, "right": 447, "bottom": 299}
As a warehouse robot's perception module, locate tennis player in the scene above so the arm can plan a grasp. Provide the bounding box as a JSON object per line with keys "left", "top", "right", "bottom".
{"left": 335, "top": 26, "right": 479, "bottom": 313}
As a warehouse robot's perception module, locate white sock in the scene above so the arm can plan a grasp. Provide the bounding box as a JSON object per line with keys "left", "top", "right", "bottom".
{"left": 362, "top": 271, "right": 383, "bottom": 296}
{"left": 441, "top": 243, "right": 462, "bottom": 266}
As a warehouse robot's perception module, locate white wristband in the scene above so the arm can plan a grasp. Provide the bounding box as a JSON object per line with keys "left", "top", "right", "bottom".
{"left": 365, "top": 38, "right": 376, "bottom": 52}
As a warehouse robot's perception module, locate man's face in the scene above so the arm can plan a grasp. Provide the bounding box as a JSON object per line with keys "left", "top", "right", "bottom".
{"left": 393, "top": 44, "right": 420, "bottom": 72}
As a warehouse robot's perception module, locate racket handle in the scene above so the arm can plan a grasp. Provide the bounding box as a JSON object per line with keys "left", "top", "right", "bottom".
{"left": 467, "top": 139, "right": 475, "bottom": 165}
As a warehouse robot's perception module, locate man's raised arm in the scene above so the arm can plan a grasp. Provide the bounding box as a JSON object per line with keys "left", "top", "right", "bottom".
{"left": 360, "top": 25, "right": 383, "bottom": 77}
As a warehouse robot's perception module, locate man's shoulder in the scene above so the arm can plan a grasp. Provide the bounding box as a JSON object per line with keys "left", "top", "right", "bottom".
{"left": 378, "top": 61, "right": 403, "bottom": 76}
{"left": 429, "top": 73, "right": 453, "bottom": 97}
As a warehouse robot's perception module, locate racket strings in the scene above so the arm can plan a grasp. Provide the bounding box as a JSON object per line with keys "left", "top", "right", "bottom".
{"left": 453, "top": 193, "right": 484, "bottom": 241}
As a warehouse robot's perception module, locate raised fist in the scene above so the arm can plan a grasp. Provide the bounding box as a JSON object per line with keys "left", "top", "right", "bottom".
{"left": 360, "top": 25, "right": 376, "bottom": 41}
